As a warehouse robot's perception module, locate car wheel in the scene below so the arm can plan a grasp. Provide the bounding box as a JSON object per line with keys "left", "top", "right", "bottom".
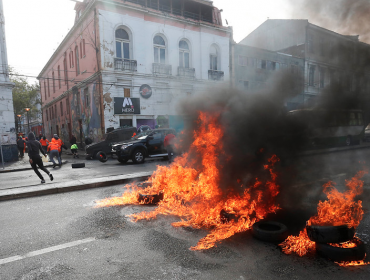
{"left": 306, "top": 225, "right": 355, "bottom": 244}
{"left": 118, "top": 157, "right": 128, "bottom": 164}
{"left": 96, "top": 151, "right": 108, "bottom": 163}
{"left": 252, "top": 221, "right": 289, "bottom": 243}
{"left": 132, "top": 149, "right": 145, "bottom": 164}
{"left": 346, "top": 135, "right": 352, "bottom": 146}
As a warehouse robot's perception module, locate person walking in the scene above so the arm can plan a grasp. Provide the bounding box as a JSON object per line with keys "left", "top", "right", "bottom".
{"left": 48, "top": 138, "right": 62, "bottom": 168}
{"left": 39, "top": 136, "right": 49, "bottom": 154}
{"left": 26, "top": 132, "right": 53, "bottom": 184}
{"left": 17, "top": 136, "right": 26, "bottom": 158}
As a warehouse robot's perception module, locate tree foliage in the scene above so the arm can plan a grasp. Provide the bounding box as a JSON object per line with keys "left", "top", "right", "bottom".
{"left": 10, "top": 67, "right": 40, "bottom": 118}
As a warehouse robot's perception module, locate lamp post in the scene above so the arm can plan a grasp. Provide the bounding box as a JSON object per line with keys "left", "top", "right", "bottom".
{"left": 24, "top": 108, "right": 30, "bottom": 135}
{"left": 16, "top": 114, "right": 22, "bottom": 135}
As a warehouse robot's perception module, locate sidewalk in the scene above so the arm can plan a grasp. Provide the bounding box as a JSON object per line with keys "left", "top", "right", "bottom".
{"left": 1, "top": 142, "right": 370, "bottom": 202}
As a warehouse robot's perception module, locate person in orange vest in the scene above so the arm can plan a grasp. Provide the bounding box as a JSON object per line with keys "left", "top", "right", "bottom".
{"left": 39, "top": 136, "right": 49, "bottom": 154}
{"left": 47, "top": 138, "right": 61, "bottom": 168}
{"left": 52, "top": 134, "right": 67, "bottom": 163}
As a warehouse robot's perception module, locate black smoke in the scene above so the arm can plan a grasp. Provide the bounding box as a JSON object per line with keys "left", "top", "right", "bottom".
{"left": 289, "top": 0, "right": 370, "bottom": 43}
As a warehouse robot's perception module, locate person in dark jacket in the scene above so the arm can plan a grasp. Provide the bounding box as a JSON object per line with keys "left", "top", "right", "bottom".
{"left": 27, "top": 132, "right": 54, "bottom": 184}
{"left": 17, "top": 136, "right": 26, "bottom": 158}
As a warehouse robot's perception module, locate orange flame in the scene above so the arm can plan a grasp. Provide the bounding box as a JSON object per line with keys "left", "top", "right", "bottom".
{"left": 335, "top": 254, "right": 370, "bottom": 267}
{"left": 279, "top": 170, "right": 367, "bottom": 257}
{"left": 96, "top": 112, "right": 281, "bottom": 250}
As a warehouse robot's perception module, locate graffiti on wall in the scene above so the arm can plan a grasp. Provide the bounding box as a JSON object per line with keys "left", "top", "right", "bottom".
{"left": 70, "top": 82, "right": 103, "bottom": 144}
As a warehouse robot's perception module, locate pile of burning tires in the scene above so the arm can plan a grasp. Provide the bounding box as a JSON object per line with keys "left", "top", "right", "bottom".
{"left": 306, "top": 225, "right": 366, "bottom": 262}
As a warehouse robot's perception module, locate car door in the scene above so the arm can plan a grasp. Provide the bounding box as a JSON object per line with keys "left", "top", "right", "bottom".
{"left": 147, "top": 131, "right": 163, "bottom": 155}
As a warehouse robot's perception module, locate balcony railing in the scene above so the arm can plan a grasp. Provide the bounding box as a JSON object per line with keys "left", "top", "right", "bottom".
{"left": 208, "top": 70, "right": 224, "bottom": 81}
{"left": 114, "top": 58, "right": 137, "bottom": 72}
{"left": 178, "top": 67, "right": 195, "bottom": 78}
{"left": 153, "top": 63, "right": 172, "bottom": 75}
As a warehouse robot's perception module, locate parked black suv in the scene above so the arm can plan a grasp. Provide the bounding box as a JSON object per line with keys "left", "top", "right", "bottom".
{"left": 111, "top": 128, "right": 176, "bottom": 163}
{"left": 85, "top": 126, "right": 137, "bottom": 159}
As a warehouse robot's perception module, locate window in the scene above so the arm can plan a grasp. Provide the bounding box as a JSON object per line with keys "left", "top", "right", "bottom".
{"left": 55, "top": 104, "right": 57, "bottom": 119}
{"left": 51, "top": 107, "right": 54, "bottom": 119}
{"left": 210, "top": 44, "right": 219, "bottom": 70}
{"left": 319, "top": 68, "right": 325, "bottom": 88}
{"left": 83, "top": 39, "right": 86, "bottom": 56}
{"left": 69, "top": 53, "right": 72, "bottom": 68}
{"left": 66, "top": 98, "right": 70, "bottom": 115}
{"left": 84, "top": 88, "right": 89, "bottom": 106}
{"left": 60, "top": 101, "right": 63, "bottom": 116}
{"left": 309, "top": 65, "right": 315, "bottom": 86}
{"left": 58, "top": 65, "right": 61, "bottom": 89}
{"left": 308, "top": 33, "right": 314, "bottom": 53}
{"left": 47, "top": 77, "right": 50, "bottom": 97}
{"left": 153, "top": 35, "right": 166, "bottom": 63}
{"left": 238, "top": 55, "right": 248, "bottom": 66}
{"left": 116, "top": 28, "right": 130, "bottom": 59}
{"left": 80, "top": 42, "right": 82, "bottom": 58}
{"left": 261, "top": 60, "right": 267, "bottom": 69}
{"left": 46, "top": 109, "right": 48, "bottom": 121}
{"left": 52, "top": 71, "right": 55, "bottom": 93}
{"left": 179, "top": 40, "right": 190, "bottom": 68}
{"left": 75, "top": 46, "right": 80, "bottom": 75}
{"left": 64, "top": 58, "right": 68, "bottom": 84}
{"left": 44, "top": 81, "right": 47, "bottom": 100}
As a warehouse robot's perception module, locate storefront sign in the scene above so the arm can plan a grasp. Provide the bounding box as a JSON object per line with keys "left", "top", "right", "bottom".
{"left": 114, "top": 97, "right": 141, "bottom": 114}
{"left": 139, "top": 84, "right": 152, "bottom": 99}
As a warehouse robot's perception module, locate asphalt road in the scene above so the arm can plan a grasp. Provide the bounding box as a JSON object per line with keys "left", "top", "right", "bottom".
{"left": 1, "top": 148, "right": 370, "bottom": 279}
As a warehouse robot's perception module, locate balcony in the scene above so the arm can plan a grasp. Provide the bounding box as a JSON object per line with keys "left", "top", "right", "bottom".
{"left": 114, "top": 58, "right": 137, "bottom": 72}
{"left": 208, "top": 70, "right": 224, "bottom": 81}
{"left": 178, "top": 67, "right": 195, "bottom": 78}
{"left": 152, "top": 63, "right": 172, "bottom": 75}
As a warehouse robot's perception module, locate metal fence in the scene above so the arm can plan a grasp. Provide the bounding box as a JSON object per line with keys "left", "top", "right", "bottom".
{"left": 178, "top": 67, "right": 195, "bottom": 78}
{"left": 208, "top": 70, "right": 224, "bottom": 81}
{"left": 153, "top": 63, "right": 172, "bottom": 75}
{"left": 114, "top": 58, "right": 138, "bottom": 72}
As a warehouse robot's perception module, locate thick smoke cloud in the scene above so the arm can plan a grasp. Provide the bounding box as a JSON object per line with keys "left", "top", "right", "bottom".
{"left": 289, "top": 0, "right": 370, "bottom": 43}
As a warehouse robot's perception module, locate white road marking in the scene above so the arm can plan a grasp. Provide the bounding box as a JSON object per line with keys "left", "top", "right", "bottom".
{"left": 0, "top": 237, "right": 95, "bottom": 265}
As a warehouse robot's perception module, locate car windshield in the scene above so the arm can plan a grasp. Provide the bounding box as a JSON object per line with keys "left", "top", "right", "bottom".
{"left": 131, "top": 131, "right": 151, "bottom": 140}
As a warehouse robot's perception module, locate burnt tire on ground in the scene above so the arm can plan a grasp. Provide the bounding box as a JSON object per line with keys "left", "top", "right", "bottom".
{"left": 306, "top": 225, "right": 355, "bottom": 244}
{"left": 252, "top": 221, "right": 289, "bottom": 243}
{"left": 316, "top": 239, "right": 366, "bottom": 262}
{"left": 138, "top": 192, "right": 164, "bottom": 205}
{"left": 97, "top": 151, "right": 108, "bottom": 163}
{"left": 72, "top": 163, "right": 85, "bottom": 168}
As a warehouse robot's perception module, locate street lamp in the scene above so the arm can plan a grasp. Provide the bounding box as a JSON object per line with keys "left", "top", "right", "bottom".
{"left": 24, "top": 108, "right": 30, "bottom": 135}
{"left": 16, "top": 114, "right": 22, "bottom": 134}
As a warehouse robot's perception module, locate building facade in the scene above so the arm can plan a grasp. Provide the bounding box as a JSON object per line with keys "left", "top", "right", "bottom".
{"left": 0, "top": 0, "right": 16, "bottom": 162}
{"left": 38, "top": 0, "right": 232, "bottom": 145}
{"left": 239, "top": 19, "right": 370, "bottom": 109}
{"left": 232, "top": 44, "right": 304, "bottom": 110}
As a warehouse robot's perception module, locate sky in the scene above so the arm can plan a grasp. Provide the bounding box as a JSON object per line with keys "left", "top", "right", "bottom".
{"left": 1, "top": 0, "right": 359, "bottom": 85}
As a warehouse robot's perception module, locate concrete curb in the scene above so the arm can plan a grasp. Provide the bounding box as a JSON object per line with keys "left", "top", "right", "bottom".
{"left": 0, "top": 171, "right": 152, "bottom": 201}
{"left": 0, "top": 160, "right": 69, "bottom": 173}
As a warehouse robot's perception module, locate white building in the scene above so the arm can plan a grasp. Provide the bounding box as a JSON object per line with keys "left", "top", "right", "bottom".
{"left": 38, "top": 0, "right": 232, "bottom": 144}
{"left": 0, "top": 0, "right": 16, "bottom": 162}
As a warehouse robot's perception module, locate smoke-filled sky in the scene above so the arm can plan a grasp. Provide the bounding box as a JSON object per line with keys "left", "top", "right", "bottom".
{"left": 2, "top": 0, "right": 369, "bottom": 83}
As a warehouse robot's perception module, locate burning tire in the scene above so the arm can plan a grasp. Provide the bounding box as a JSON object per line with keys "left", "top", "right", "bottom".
{"left": 306, "top": 225, "right": 355, "bottom": 244}
{"left": 138, "top": 192, "right": 164, "bottom": 205}
{"left": 316, "top": 238, "right": 366, "bottom": 262}
{"left": 252, "top": 221, "right": 289, "bottom": 243}
{"left": 97, "top": 151, "right": 108, "bottom": 163}
{"left": 72, "top": 163, "right": 85, "bottom": 168}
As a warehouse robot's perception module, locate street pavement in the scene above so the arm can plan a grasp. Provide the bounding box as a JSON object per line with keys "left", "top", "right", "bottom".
{"left": 1, "top": 142, "right": 370, "bottom": 202}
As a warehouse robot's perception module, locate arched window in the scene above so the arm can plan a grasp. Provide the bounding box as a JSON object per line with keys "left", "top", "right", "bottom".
{"left": 210, "top": 45, "right": 219, "bottom": 70}
{"left": 179, "top": 40, "right": 190, "bottom": 68}
{"left": 153, "top": 35, "right": 166, "bottom": 64}
{"left": 115, "top": 28, "right": 130, "bottom": 59}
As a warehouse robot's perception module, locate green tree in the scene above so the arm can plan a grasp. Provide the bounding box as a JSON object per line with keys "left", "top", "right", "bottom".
{"left": 10, "top": 67, "right": 41, "bottom": 133}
